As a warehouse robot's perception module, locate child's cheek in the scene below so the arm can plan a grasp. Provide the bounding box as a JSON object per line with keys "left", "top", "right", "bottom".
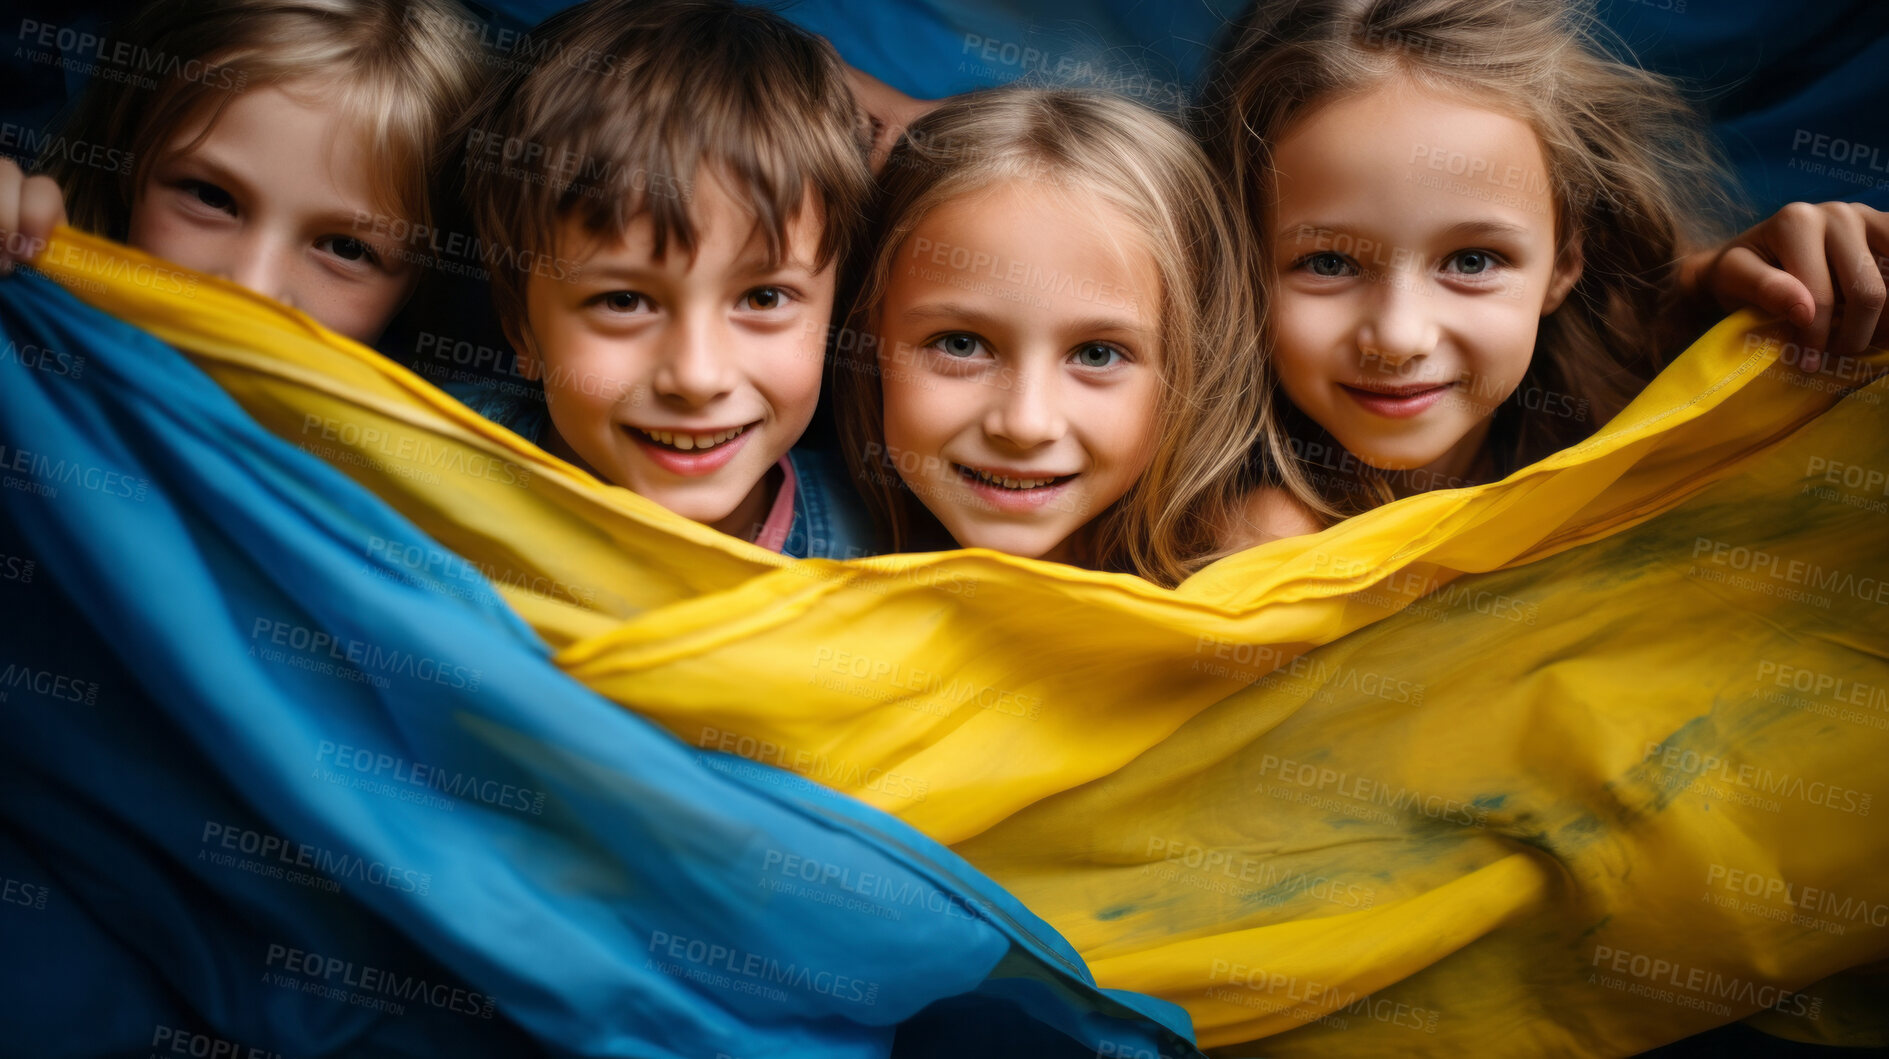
{"left": 125, "top": 199, "right": 206, "bottom": 275}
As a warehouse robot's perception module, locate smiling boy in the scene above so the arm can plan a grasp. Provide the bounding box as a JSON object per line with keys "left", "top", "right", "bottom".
{"left": 458, "top": 0, "right": 873, "bottom": 557}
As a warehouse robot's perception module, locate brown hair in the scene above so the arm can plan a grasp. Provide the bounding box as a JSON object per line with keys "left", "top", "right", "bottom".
{"left": 42, "top": 0, "right": 485, "bottom": 240}
{"left": 835, "top": 88, "right": 1274, "bottom": 588}
{"left": 1198, "top": 0, "right": 1739, "bottom": 520}
{"left": 459, "top": 0, "right": 871, "bottom": 341}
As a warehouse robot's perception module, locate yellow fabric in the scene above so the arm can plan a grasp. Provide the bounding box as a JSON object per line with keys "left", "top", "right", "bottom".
{"left": 38, "top": 227, "right": 1889, "bottom": 1054}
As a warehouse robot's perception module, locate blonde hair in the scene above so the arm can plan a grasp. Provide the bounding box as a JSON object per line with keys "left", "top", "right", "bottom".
{"left": 43, "top": 0, "right": 485, "bottom": 240}
{"left": 836, "top": 88, "right": 1272, "bottom": 588}
{"left": 460, "top": 0, "right": 871, "bottom": 337}
{"left": 1198, "top": 0, "right": 1738, "bottom": 520}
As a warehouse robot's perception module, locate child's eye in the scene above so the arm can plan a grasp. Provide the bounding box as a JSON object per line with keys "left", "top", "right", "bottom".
{"left": 741, "top": 286, "right": 791, "bottom": 311}
{"left": 317, "top": 236, "right": 380, "bottom": 267}
{"left": 1444, "top": 250, "right": 1503, "bottom": 275}
{"left": 595, "top": 291, "right": 650, "bottom": 313}
{"left": 1071, "top": 343, "right": 1125, "bottom": 368}
{"left": 182, "top": 180, "right": 236, "bottom": 215}
{"left": 928, "top": 332, "right": 986, "bottom": 358}
{"left": 1295, "top": 251, "right": 1356, "bottom": 278}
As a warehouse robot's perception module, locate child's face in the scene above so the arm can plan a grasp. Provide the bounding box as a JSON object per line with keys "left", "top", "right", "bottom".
{"left": 876, "top": 179, "right": 1163, "bottom": 562}
{"left": 518, "top": 174, "right": 831, "bottom": 540}
{"left": 127, "top": 86, "right": 419, "bottom": 344}
{"left": 1267, "top": 78, "right": 1582, "bottom": 482}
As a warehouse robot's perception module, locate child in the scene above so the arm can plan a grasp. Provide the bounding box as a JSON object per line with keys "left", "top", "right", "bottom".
{"left": 0, "top": 0, "right": 486, "bottom": 344}
{"left": 835, "top": 88, "right": 1273, "bottom": 587}
{"left": 457, "top": 0, "right": 875, "bottom": 559}
{"left": 1198, "top": 0, "right": 1889, "bottom": 526}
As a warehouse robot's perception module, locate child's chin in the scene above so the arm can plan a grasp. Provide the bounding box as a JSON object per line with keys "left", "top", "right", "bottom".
{"left": 948, "top": 523, "right": 1065, "bottom": 561}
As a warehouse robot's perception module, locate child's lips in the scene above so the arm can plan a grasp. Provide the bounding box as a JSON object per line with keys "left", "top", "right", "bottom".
{"left": 1340, "top": 381, "right": 1453, "bottom": 419}
{"left": 952, "top": 463, "right": 1080, "bottom": 513}
{"left": 623, "top": 421, "right": 758, "bottom": 476}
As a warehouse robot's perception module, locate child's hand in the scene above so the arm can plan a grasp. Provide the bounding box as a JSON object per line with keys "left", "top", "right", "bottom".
{"left": 1680, "top": 202, "right": 1888, "bottom": 372}
{"left": 0, "top": 158, "right": 68, "bottom": 276}
{"left": 841, "top": 62, "right": 939, "bottom": 173}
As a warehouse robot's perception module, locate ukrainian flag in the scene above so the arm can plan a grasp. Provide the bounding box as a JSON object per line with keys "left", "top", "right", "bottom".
{"left": 6, "top": 229, "right": 1888, "bottom": 1055}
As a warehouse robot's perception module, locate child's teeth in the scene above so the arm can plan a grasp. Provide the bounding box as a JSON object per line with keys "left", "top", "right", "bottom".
{"left": 642, "top": 426, "right": 745, "bottom": 450}
{"left": 971, "top": 468, "right": 1056, "bottom": 489}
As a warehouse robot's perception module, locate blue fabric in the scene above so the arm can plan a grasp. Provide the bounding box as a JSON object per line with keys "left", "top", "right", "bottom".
{"left": 0, "top": 269, "right": 1196, "bottom": 1057}
{"left": 783, "top": 447, "right": 879, "bottom": 561}
{"left": 1594, "top": 0, "right": 1889, "bottom": 212}
{"left": 3, "top": 3, "right": 1882, "bottom": 216}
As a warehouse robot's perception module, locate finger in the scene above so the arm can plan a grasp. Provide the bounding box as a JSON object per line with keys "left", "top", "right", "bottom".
{"left": 1863, "top": 207, "right": 1889, "bottom": 348}
{"left": 1710, "top": 245, "right": 1815, "bottom": 328}
{"left": 19, "top": 174, "right": 65, "bottom": 258}
{"left": 0, "top": 159, "right": 22, "bottom": 275}
{"left": 1768, "top": 203, "right": 1835, "bottom": 369}
{"left": 1825, "top": 208, "right": 1885, "bottom": 360}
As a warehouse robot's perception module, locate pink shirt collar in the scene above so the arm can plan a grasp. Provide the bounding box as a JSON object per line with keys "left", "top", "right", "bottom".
{"left": 752, "top": 455, "right": 797, "bottom": 553}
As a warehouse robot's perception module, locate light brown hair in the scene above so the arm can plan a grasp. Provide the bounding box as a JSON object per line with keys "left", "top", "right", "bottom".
{"left": 835, "top": 88, "right": 1274, "bottom": 588}
{"left": 1198, "top": 0, "right": 1739, "bottom": 520}
{"left": 43, "top": 0, "right": 485, "bottom": 240}
{"left": 459, "top": 0, "right": 871, "bottom": 342}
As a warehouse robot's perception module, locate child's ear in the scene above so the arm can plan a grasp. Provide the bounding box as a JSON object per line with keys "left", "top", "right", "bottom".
{"left": 1542, "top": 234, "right": 1585, "bottom": 315}
{"left": 503, "top": 318, "right": 544, "bottom": 382}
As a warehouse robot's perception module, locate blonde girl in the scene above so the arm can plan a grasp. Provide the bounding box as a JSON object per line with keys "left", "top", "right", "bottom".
{"left": 1198, "top": 0, "right": 1888, "bottom": 524}
{"left": 0, "top": 0, "right": 485, "bottom": 343}
{"left": 836, "top": 88, "right": 1275, "bottom": 587}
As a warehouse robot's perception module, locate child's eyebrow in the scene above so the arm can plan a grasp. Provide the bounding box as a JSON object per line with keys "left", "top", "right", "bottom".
{"left": 731, "top": 250, "right": 821, "bottom": 279}
{"left": 899, "top": 301, "right": 1009, "bottom": 330}
{"left": 164, "top": 152, "right": 258, "bottom": 203}
{"left": 902, "top": 301, "right": 1147, "bottom": 339}
{"left": 1439, "top": 220, "right": 1534, "bottom": 242}
{"left": 1061, "top": 314, "right": 1150, "bottom": 340}
{"left": 1279, "top": 222, "right": 1344, "bottom": 242}
{"left": 169, "top": 149, "right": 394, "bottom": 235}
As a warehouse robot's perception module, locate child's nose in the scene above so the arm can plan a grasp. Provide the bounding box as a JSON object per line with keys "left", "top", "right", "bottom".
{"left": 652, "top": 316, "right": 737, "bottom": 405}
{"left": 1357, "top": 279, "right": 1439, "bottom": 370}
{"left": 983, "top": 367, "right": 1066, "bottom": 449}
{"left": 218, "top": 235, "right": 295, "bottom": 310}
